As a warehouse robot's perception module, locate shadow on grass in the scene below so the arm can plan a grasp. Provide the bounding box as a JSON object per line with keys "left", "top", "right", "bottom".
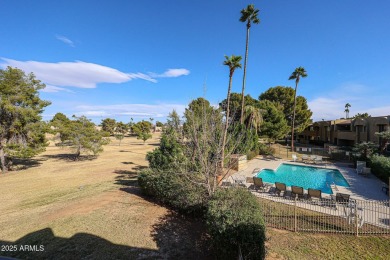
{"left": 41, "top": 154, "right": 97, "bottom": 162}
{"left": 121, "top": 161, "right": 147, "bottom": 166}
{"left": 0, "top": 228, "right": 159, "bottom": 260}
{"left": 130, "top": 143, "right": 157, "bottom": 146}
{"left": 151, "top": 211, "right": 212, "bottom": 260}
{"left": 10, "top": 158, "right": 46, "bottom": 171}
{"left": 147, "top": 143, "right": 160, "bottom": 147}
{"left": 1, "top": 176, "right": 211, "bottom": 259}
{"left": 113, "top": 170, "right": 138, "bottom": 187}
{"left": 111, "top": 168, "right": 213, "bottom": 259}
{"left": 113, "top": 165, "right": 146, "bottom": 192}
{"left": 118, "top": 150, "right": 147, "bottom": 156}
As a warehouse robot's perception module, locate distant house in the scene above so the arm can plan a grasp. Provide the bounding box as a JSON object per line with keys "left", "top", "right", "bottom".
{"left": 299, "top": 116, "right": 390, "bottom": 148}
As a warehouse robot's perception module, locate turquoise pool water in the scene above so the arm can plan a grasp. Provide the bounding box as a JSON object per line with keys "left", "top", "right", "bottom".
{"left": 256, "top": 163, "right": 350, "bottom": 194}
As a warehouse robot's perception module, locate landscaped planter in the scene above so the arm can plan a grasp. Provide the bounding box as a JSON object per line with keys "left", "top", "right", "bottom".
{"left": 230, "top": 154, "right": 247, "bottom": 171}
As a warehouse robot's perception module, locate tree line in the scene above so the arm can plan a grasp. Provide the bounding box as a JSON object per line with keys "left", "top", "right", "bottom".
{"left": 0, "top": 66, "right": 158, "bottom": 172}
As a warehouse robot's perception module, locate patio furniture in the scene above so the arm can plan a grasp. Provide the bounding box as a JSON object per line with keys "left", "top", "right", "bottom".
{"left": 246, "top": 176, "right": 254, "bottom": 183}
{"left": 301, "top": 155, "right": 309, "bottom": 163}
{"left": 252, "top": 168, "right": 261, "bottom": 174}
{"left": 292, "top": 153, "right": 298, "bottom": 162}
{"left": 356, "top": 161, "right": 366, "bottom": 174}
{"left": 309, "top": 155, "right": 317, "bottom": 163}
{"left": 307, "top": 188, "right": 322, "bottom": 201}
{"left": 275, "top": 182, "right": 287, "bottom": 197}
{"left": 336, "top": 192, "right": 350, "bottom": 202}
{"left": 346, "top": 203, "right": 364, "bottom": 227}
{"left": 253, "top": 177, "right": 266, "bottom": 193}
{"left": 314, "top": 156, "right": 323, "bottom": 164}
{"left": 291, "top": 185, "right": 305, "bottom": 199}
{"left": 231, "top": 175, "right": 246, "bottom": 187}
{"left": 362, "top": 167, "right": 371, "bottom": 177}
{"left": 332, "top": 192, "right": 353, "bottom": 210}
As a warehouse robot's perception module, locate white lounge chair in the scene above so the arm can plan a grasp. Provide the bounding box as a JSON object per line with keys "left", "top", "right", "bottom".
{"left": 309, "top": 155, "right": 317, "bottom": 163}
{"left": 356, "top": 161, "right": 366, "bottom": 174}
{"left": 292, "top": 154, "right": 298, "bottom": 162}
{"left": 301, "top": 155, "right": 309, "bottom": 163}
{"left": 314, "top": 156, "right": 323, "bottom": 164}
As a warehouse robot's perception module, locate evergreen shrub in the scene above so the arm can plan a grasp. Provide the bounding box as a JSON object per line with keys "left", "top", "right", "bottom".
{"left": 207, "top": 188, "right": 266, "bottom": 260}
{"left": 138, "top": 170, "right": 208, "bottom": 216}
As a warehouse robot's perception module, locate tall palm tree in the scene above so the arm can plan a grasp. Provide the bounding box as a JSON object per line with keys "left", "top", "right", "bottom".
{"left": 244, "top": 105, "right": 263, "bottom": 132}
{"left": 344, "top": 103, "right": 351, "bottom": 118}
{"left": 239, "top": 4, "right": 260, "bottom": 125}
{"left": 221, "top": 55, "right": 242, "bottom": 173}
{"left": 288, "top": 67, "right": 308, "bottom": 152}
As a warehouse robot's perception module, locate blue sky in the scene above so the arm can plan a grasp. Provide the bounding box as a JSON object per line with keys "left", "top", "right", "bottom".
{"left": 1, "top": 0, "right": 389, "bottom": 123}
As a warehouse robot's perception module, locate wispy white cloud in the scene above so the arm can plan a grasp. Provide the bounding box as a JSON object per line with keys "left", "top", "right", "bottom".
{"left": 365, "top": 106, "right": 390, "bottom": 117}
{"left": 308, "top": 82, "right": 389, "bottom": 121}
{"left": 0, "top": 58, "right": 157, "bottom": 89}
{"left": 150, "top": 68, "right": 190, "bottom": 78}
{"left": 74, "top": 103, "right": 186, "bottom": 119}
{"left": 0, "top": 58, "right": 189, "bottom": 91}
{"left": 41, "top": 85, "right": 75, "bottom": 93}
{"left": 308, "top": 97, "right": 350, "bottom": 120}
{"left": 128, "top": 73, "right": 157, "bottom": 83}
{"left": 55, "top": 35, "right": 75, "bottom": 47}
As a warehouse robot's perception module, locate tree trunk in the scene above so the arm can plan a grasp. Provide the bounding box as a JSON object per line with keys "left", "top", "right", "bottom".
{"left": 291, "top": 82, "right": 298, "bottom": 152}
{"left": 76, "top": 145, "right": 81, "bottom": 159}
{"left": 381, "top": 139, "right": 389, "bottom": 154}
{"left": 0, "top": 147, "right": 7, "bottom": 173}
{"left": 221, "top": 74, "right": 233, "bottom": 174}
{"left": 240, "top": 24, "right": 251, "bottom": 125}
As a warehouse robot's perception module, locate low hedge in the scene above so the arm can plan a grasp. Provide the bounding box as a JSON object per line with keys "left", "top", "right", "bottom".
{"left": 138, "top": 169, "right": 208, "bottom": 216}
{"left": 207, "top": 188, "right": 266, "bottom": 260}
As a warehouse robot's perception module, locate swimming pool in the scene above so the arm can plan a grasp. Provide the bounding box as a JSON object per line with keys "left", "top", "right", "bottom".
{"left": 256, "top": 163, "right": 350, "bottom": 194}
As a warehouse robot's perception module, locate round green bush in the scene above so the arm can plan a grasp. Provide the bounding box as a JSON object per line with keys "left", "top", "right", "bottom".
{"left": 207, "top": 188, "right": 266, "bottom": 260}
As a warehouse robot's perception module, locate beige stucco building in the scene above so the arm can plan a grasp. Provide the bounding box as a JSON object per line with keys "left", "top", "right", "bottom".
{"left": 299, "top": 116, "right": 390, "bottom": 147}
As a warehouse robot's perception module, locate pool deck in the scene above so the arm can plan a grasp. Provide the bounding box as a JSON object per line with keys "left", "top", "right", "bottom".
{"left": 230, "top": 156, "right": 390, "bottom": 202}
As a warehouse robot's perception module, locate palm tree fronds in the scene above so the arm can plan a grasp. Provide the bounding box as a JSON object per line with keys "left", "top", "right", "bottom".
{"left": 239, "top": 4, "right": 261, "bottom": 25}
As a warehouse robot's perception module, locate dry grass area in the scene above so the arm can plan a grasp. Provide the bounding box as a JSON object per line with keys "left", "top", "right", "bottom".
{"left": 266, "top": 228, "right": 390, "bottom": 260}
{"left": 0, "top": 134, "right": 210, "bottom": 259}
{"left": 1, "top": 134, "right": 389, "bottom": 259}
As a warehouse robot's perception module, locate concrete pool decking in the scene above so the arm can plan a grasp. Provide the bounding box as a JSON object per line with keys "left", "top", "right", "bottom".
{"left": 230, "top": 156, "right": 389, "bottom": 201}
